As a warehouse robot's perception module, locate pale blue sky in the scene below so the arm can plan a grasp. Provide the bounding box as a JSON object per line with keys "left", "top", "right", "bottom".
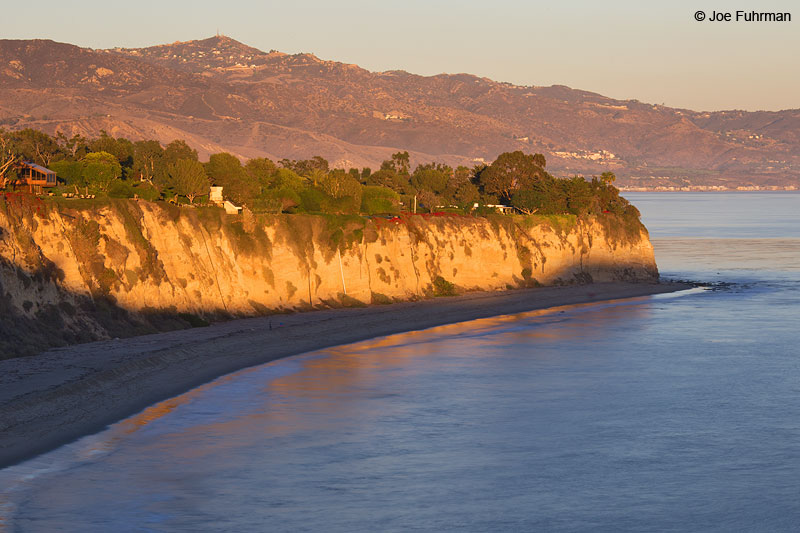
{"left": 4, "top": 0, "right": 798, "bottom": 111}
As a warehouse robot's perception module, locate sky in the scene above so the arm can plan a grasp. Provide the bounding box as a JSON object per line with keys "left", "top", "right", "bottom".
{"left": 3, "top": 0, "right": 798, "bottom": 112}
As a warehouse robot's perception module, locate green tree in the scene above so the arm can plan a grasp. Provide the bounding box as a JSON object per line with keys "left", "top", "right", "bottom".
{"left": 510, "top": 175, "right": 566, "bottom": 215}
{"left": 168, "top": 159, "right": 209, "bottom": 204}
{"left": 411, "top": 165, "right": 449, "bottom": 195}
{"left": 56, "top": 132, "right": 89, "bottom": 159}
{"left": 82, "top": 151, "right": 122, "bottom": 191}
{"left": 259, "top": 187, "right": 301, "bottom": 213}
{"left": 366, "top": 168, "right": 412, "bottom": 194}
{"left": 278, "top": 156, "right": 329, "bottom": 177}
{"left": 453, "top": 182, "right": 480, "bottom": 207}
{"left": 89, "top": 131, "right": 134, "bottom": 168}
{"left": 562, "top": 176, "right": 594, "bottom": 215}
{"left": 205, "top": 152, "right": 258, "bottom": 206}
{"left": 382, "top": 151, "right": 410, "bottom": 176}
{"left": 132, "top": 140, "right": 165, "bottom": 183}
{"left": 366, "top": 169, "right": 397, "bottom": 188}
{"left": 11, "top": 128, "right": 62, "bottom": 167}
{"left": 320, "top": 171, "right": 362, "bottom": 214}
{"left": 479, "top": 151, "right": 547, "bottom": 203}
{"left": 599, "top": 171, "right": 616, "bottom": 184}
{"left": 108, "top": 179, "right": 135, "bottom": 198}
{"left": 163, "top": 140, "right": 198, "bottom": 165}
{"left": 50, "top": 160, "right": 85, "bottom": 187}
{"left": 449, "top": 165, "right": 473, "bottom": 189}
{"left": 361, "top": 186, "right": 400, "bottom": 214}
{"left": 244, "top": 157, "right": 277, "bottom": 190}
{"left": 269, "top": 167, "right": 306, "bottom": 192}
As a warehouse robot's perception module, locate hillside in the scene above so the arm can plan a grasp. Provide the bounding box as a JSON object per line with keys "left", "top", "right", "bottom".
{"left": 1, "top": 36, "right": 799, "bottom": 188}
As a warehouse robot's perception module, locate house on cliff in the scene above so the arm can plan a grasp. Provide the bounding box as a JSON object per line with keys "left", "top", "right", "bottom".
{"left": 209, "top": 185, "right": 242, "bottom": 214}
{"left": 13, "top": 162, "right": 57, "bottom": 194}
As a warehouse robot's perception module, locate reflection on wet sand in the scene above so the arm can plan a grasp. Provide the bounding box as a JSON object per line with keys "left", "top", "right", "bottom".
{"left": 77, "top": 368, "right": 266, "bottom": 460}
{"left": 0, "top": 294, "right": 654, "bottom": 531}
{"left": 190, "top": 296, "right": 653, "bottom": 442}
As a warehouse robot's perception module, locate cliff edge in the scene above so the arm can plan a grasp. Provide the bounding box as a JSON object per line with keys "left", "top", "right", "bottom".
{"left": 0, "top": 197, "right": 658, "bottom": 359}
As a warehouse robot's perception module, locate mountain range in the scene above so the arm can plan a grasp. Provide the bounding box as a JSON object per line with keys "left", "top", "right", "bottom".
{"left": 1, "top": 35, "right": 798, "bottom": 188}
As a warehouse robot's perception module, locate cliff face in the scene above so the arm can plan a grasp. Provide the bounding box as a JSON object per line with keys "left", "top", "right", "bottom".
{"left": 0, "top": 198, "right": 657, "bottom": 358}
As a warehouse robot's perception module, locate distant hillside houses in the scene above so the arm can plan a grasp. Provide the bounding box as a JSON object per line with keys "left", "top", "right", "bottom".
{"left": 552, "top": 150, "right": 617, "bottom": 161}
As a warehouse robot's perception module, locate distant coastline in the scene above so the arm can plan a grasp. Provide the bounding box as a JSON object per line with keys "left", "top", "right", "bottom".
{"left": 619, "top": 185, "right": 799, "bottom": 192}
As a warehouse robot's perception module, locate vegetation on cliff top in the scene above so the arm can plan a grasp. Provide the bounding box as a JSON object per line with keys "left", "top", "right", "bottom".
{"left": 0, "top": 128, "right": 643, "bottom": 238}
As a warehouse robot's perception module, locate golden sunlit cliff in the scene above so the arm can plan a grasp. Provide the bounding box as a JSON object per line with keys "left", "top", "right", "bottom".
{"left": 0, "top": 197, "right": 657, "bottom": 358}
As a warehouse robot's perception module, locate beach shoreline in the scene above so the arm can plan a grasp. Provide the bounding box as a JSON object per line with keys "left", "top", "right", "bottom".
{"left": 0, "top": 281, "right": 693, "bottom": 469}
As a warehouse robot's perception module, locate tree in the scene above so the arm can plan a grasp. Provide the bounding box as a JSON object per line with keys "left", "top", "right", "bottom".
{"left": 297, "top": 156, "right": 329, "bottom": 176}
{"left": 244, "top": 157, "right": 277, "bottom": 190}
{"left": 259, "top": 187, "right": 300, "bottom": 213}
{"left": 11, "top": 128, "right": 62, "bottom": 167}
{"left": 416, "top": 189, "right": 441, "bottom": 212}
{"left": 132, "top": 140, "right": 165, "bottom": 183}
{"left": 453, "top": 182, "right": 480, "bottom": 207}
{"left": 366, "top": 169, "right": 397, "bottom": 188}
{"left": 361, "top": 186, "right": 400, "bottom": 214}
{"left": 449, "top": 165, "right": 473, "bottom": 189}
{"left": 366, "top": 168, "right": 412, "bottom": 195}
{"left": 163, "top": 140, "right": 198, "bottom": 165}
{"left": 168, "top": 159, "right": 209, "bottom": 204}
{"left": 388, "top": 151, "right": 410, "bottom": 176}
{"left": 269, "top": 167, "right": 305, "bottom": 192}
{"left": 320, "top": 170, "right": 361, "bottom": 199}
{"left": 320, "top": 171, "right": 362, "bottom": 214}
{"left": 599, "top": 171, "right": 616, "bottom": 184}
{"left": 82, "top": 151, "right": 122, "bottom": 191}
{"left": 205, "top": 152, "right": 258, "bottom": 206}
{"left": 562, "top": 176, "right": 594, "bottom": 214}
{"left": 306, "top": 168, "right": 327, "bottom": 188}
{"left": 56, "top": 132, "right": 89, "bottom": 159}
{"left": 50, "top": 160, "right": 85, "bottom": 187}
{"left": 510, "top": 176, "right": 565, "bottom": 215}
{"left": 411, "top": 166, "right": 449, "bottom": 195}
{"left": 89, "top": 131, "right": 134, "bottom": 168}
{"left": 0, "top": 130, "right": 19, "bottom": 189}
{"left": 278, "top": 156, "right": 329, "bottom": 176}
{"left": 479, "top": 151, "right": 546, "bottom": 203}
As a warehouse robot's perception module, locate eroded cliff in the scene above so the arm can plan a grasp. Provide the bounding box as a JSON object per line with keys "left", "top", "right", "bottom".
{"left": 0, "top": 197, "right": 657, "bottom": 358}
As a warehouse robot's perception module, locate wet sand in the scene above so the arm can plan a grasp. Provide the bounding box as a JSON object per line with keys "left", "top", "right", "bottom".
{"left": 0, "top": 281, "right": 692, "bottom": 469}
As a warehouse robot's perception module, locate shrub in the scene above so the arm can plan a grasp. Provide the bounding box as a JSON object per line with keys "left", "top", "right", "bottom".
{"left": 256, "top": 187, "right": 301, "bottom": 213}
{"left": 432, "top": 276, "right": 457, "bottom": 297}
{"left": 361, "top": 186, "right": 399, "bottom": 214}
{"left": 371, "top": 292, "right": 393, "bottom": 305}
{"left": 132, "top": 182, "right": 161, "bottom": 201}
{"left": 297, "top": 188, "right": 327, "bottom": 212}
{"left": 108, "top": 179, "right": 135, "bottom": 198}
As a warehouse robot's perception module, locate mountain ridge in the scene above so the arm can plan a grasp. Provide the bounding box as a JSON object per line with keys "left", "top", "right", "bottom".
{"left": 1, "top": 36, "right": 798, "bottom": 188}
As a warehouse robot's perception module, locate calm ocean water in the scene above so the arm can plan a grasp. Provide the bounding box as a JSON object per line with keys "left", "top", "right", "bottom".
{"left": 2, "top": 192, "right": 799, "bottom": 532}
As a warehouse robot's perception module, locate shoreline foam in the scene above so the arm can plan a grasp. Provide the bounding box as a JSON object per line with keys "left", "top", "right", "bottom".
{"left": 0, "top": 281, "right": 691, "bottom": 469}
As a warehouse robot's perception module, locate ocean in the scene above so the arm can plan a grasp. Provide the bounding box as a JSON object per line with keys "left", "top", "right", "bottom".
{"left": 1, "top": 192, "right": 799, "bottom": 532}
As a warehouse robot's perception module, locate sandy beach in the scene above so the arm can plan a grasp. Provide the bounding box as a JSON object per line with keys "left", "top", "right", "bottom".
{"left": 0, "top": 281, "right": 692, "bottom": 469}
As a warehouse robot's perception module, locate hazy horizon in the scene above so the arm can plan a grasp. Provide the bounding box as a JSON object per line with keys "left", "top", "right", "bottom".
{"left": 3, "top": 0, "right": 797, "bottom": 113}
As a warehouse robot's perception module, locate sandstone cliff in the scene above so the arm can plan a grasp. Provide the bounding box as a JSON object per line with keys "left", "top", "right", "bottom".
{"left": 0, "top": 197, "right": 657, "bottom": 358}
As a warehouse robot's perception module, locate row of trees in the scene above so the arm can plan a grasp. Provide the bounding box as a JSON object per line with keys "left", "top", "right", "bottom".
{"left": 0, "top": 128, "right": 636, "bottom": 219}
